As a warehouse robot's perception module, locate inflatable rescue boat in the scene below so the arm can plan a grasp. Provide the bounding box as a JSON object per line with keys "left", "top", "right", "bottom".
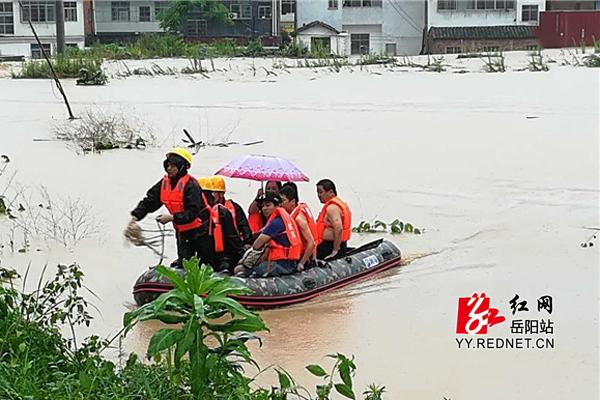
{"left": 133, "top": 238, "right": 402, "bottom": 309}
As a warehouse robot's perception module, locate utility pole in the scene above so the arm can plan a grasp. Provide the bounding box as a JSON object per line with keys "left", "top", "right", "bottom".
{"left": 55, "top": 0, "right": 65, "bottom": 54}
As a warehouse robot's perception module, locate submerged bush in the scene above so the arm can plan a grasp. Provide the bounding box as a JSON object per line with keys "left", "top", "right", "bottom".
{"left": 53, "top": 109, "right": 155, "bottom": 153}
{"left": 583, "top": 44, "right": 600, "bottom": 68}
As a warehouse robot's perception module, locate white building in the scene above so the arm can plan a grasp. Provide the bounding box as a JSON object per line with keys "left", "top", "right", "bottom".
{"left": 428, "top": 0, "right": 546, "bottom": 27}
{"left": 425, "top": 0, "right": 545, "bottom": 54}
{"left": 296, "top": 0, "right": 425, "bottom": 56}
{"left": 0, "top": 0, "right": 85, "bottom": 58}
{"left": 92, "top": 0, "right": 281, "bottom": 42}
{"left": 93, "top": 0, "right": 166, "bottom": 41}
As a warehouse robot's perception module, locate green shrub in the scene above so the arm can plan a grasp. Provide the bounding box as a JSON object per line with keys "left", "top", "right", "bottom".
{"left": 244, "top": 39, "right": 265, "bottom": 57}
{"left": 356, "top": 53, "right": 395, "bottom": 65}
{"left": 132, "top": 33, "right": 191, "bottom": 58}
{"left": 13, "top": 56, "right": 103, "bottom": 79}
{"left": 280, "top": 41, "right": 309, "bottom": 58}
{"left": 210, "top": 38, "right": 242, "bottom": 57}
{"left": 0, "top": 265, "right": 186, "bottom": 399}
{"left": 0, "top": 261, "right": 390, "bottom": 399}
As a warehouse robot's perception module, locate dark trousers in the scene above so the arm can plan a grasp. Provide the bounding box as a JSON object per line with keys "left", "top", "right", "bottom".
{"left": 176, "top": 227, "right": 215, "bottom": 268}
{"left": 316, "top": 240, "right": 347, "bottom": 260}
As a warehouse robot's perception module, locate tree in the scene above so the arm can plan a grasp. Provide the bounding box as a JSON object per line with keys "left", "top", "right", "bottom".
{"left": 157, "top": 0, "right": 230, "bottom": 34}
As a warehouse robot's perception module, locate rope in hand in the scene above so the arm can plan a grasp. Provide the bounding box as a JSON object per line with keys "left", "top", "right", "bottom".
{"left": 124, "top": 219, "right": 172, "bottom": 265}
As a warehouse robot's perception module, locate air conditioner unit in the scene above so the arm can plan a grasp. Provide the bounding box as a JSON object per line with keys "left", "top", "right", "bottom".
{"left": 228, "top": 12, "right": 238, "bottom": 19}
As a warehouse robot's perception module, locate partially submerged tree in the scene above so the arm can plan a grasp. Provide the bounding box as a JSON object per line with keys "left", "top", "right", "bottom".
{"left": 157, "top": 0, "right": 230, "bottom": 34}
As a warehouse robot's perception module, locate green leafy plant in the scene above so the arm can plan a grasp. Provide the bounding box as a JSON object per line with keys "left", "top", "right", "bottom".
{"left": 0, "top": 265, "right": 189, "bottom": 399}
{"left": 528, "top": 49, "right": 549, "bottom": 72}
{"left": 363, "top": 383, "right": 386, "bottom": 400}
{"left": 352, "top": 219, "right": 422, "bottom": 235}
{"left": 12, "top": 55, "right": 103, "bottom": 79}
{"left": 0, "top": 260, "right": 391, "bottom": 399}
{"left": 244, "top": 39, "right": 266, "bottom": 57}
{"left": 281, "top": 41, "right": 310, "bottom": 58}
{"left": 583, "top": 41, "right": 600, "bottom": 67}
{"left": 124, "top": 258, "right": 267, "bottom": 397}
{"left": 356, "top": 53, "right": 395, "bottom": 66}
{"left": 481, "top": 52, "right": 506, "bottom": 73}
{"left": 306, "top": 353, "right": 360, "bottom": 399}
{"left": 426, "top": 56, "right": 446, "bottom": 72}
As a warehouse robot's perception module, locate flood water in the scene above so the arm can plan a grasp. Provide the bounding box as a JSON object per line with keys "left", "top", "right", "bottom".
{"left": 0, "top": 55, "right": 598, "bottom": 399}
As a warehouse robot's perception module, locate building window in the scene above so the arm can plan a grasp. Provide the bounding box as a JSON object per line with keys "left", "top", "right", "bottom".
{"left": 521, "top": 4, "right": 539, "bottom": 22}
{"left": 282, "top": 0, "right": 295, "bottom": 14}
{"left": 343, "top": 0, "right": 382, "bottom": 7}
{"left": 470, "top": 0, "right": 514, "bottom": 9}
{"left": 351, "top": 33, "right": 369, "bottom": 55}
{"left": 229, "top": 3, "right": 251, "bottom": 19}
{"left": 483, "top": 46, "right": 500, "bottom": 52}
{"left": 328, "top": 0, "right": 338, "bottom": 9}
{"left": 111, "top": 1, "right": 130, "bottom": 22}
{"left": 258, "top": 5, "right": 271, "bottom": 19}
{"left": 385, "top": 43, "right": 397, "bottom": 56}
{"left": 438, "top": 0, "right": 457, "bottom": 10}
{"left": 30, "top": 43, "right": 51, "bottom": 59}
{"left": 0, "top": 2, "right": 14, "bottom": 34}
{"left": 154, "top": 1, "right": 169, "bottom": 19}
{"left": 187, "top": 19, "right": 206, "bottom": 37}
{"left": 63, "top": 1, "right": 76, "bottom": 21}
{"left": 21, "top": 1, "right": 56, "bottom": 23}
{"left": 139, "top": 5, "right": 151, "bottom": 21}
{"left": 446, "top": 46, "right": 462, "bottom": 54}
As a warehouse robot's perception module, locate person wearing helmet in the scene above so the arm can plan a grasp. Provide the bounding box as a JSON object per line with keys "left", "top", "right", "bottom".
{"left": 210, "top": 176, "right": 253, "bottom": 245}
{"left": 197, "top": 176, "right": 246, "bottom": 272}
{"left": 126, "top": 148, "right": 212, "bottom": 267}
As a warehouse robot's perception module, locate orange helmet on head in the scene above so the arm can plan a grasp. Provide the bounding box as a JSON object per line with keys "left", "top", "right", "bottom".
{"left": 210, "top": 176, "right": 226, "bottom": 192}
{"left": 197, "top": 176, "right": 213, "bottom": 191}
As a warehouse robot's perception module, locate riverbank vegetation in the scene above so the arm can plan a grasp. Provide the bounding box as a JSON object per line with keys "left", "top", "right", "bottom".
{"left": 0, "top": 258, "right": 386, "bottom": 399}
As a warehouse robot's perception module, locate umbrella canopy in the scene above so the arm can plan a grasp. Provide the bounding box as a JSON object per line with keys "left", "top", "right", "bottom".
{"left": 215, "top": 155, "right": 309, "bottom": 182}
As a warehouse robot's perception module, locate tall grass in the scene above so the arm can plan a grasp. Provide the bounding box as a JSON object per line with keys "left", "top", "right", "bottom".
{"left": 12, "top": 56, "right": 103, "bottom": 79}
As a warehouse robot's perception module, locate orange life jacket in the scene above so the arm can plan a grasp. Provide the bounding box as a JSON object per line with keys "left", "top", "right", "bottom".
{"left": 223, "top": 200, "right": 241, "bottom": 239}
{"left": 248, "top": 211, "right": 264, "bottom": 234}
{"left": 209, "top": 205, "right": 225, "bottom": 253}
{"left": 159, "top": 174, "right": 202, "bottom": 232}
{"left": 315, "top": 196, "right": 352, "bottom": 244}
{"left": 291, "top": 203, "right": 317, "bottom": 255}
{"left": 265, "top": 207, "right": 302, "bottom": 262}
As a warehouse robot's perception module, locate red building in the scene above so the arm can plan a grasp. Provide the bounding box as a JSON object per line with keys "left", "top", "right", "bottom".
{"left": 535, "top": 11, "right": 600, "bottom": 48}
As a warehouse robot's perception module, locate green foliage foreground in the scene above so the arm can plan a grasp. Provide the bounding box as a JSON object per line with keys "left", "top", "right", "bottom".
{"left": 0, "top": 260, "right": 386, "bottom": 399}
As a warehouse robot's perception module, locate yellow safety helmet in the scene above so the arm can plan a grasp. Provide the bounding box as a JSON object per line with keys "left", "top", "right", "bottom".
{"left": 166, "top": 147, "right": 193, "bottom": 166}
{"left": 197, "top": 176, "right": 213, "bottom": 191}
{"left": 210, "top": 176, "right": 226, "bottom": 192}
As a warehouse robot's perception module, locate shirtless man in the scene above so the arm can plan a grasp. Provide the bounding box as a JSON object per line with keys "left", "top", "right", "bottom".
{"left": 315, "top": 179, "right": 352, "bottom": 260}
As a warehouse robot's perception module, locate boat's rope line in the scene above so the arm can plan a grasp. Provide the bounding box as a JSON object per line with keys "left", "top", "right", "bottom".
{"left": 139, "top": 221, "right": 172, "bottom": 265}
